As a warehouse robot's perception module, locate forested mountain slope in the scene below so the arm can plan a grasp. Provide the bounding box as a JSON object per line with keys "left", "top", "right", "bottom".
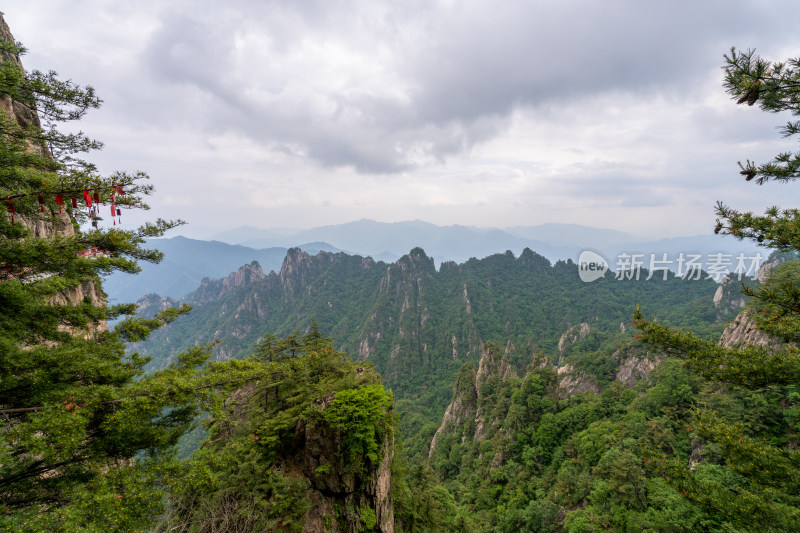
{"left": 135, "top": 247, "right": 730, "bottom": 441}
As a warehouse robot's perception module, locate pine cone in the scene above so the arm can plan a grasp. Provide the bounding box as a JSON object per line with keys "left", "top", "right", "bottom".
{"left": 747, "top": 89, "right": 759, "bottom": 106}
{"left": 740, "top": 169, "right": 757, "bottom": 181}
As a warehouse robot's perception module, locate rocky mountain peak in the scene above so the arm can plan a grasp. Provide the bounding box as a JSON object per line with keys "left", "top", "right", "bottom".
{"left": 398, "top": 247, "right": 435, "bottom": 272}
{"left": 476, "top": 343, "right": 518, "bottom": 385}
{"left": 188, "top": 261, "right": 265, "bottom": 305}
{"left": 278, "top": 248, "right": 342, "bottom": 300}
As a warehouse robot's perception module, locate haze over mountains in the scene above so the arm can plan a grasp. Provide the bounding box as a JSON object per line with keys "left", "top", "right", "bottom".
{"left": 104, "top": 219, "right": 762, "bottom": 304}
{"left": 210, "top": 219, "right": 760, "bottom": 266}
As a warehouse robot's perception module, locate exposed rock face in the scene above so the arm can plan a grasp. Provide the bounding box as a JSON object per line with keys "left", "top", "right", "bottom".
{"left": 221, "top": 377, "right": 395, "bottom": 533}
{"left": 557, "top": 364, "right": 599, "bottom": 395}
{"left": 712, "top": 274, "right": 748, "bottom": 318}
{"left": 280, "top": 247, "right": 342, "bottom": 301}
{"left": 719, "top": 310, "right": 781, "bottom": 349}
{"left": 757, "top": 254, "right": 786, "bottom": 283}
{"left": 429, "top": 363, "right": 478, "bottom": 456}
{"left": 430, "top": 344, "right": 517, "bottom": 454}
{"left": 476, "top": 343, "right": 517, "bottom": 383}
{"left": 614, "top": 349, "right": 660, "bottom": 388}
{"left": 135, "top": 293, "right": 181, "bottom": 316}
{"left": 717, "top": 254, "right": 797, "bottom": 349}
{"left": 0, "top": 15, "right": 106, "bottom": 330}
{"left": 188, "top": 261, "right": 266, "bottom": 305}
{"left": 293, "top": 414, "right": 394, "bottom": 533}
{"left": 557, "top": 322, "right": 590, "bottom": 362}
{"left": 0, "top": 16, "right": 50, "bottom": 160}
{"left": 554, "top": 322, "right": 599, "bottom": 393}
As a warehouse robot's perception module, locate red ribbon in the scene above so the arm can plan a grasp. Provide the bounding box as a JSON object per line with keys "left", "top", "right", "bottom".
{"left": 83, "top": 190, "right": 92, "bottom": 207}
{"left": 71, "top": 197, "right": 78, "bottom": 209}
{"left": 6, "top": 202, "right": 14, "bottom": 226}
{"left": 55, "top": 194, "right": 63, "bottom": 214}
{"left": 38, "top": 195, "right": 45, "bottom": 212}
{"left": 92, "top": 191, "right": 100, "bottom": 204}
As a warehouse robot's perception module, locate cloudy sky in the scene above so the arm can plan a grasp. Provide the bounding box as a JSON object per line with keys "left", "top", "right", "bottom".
{"left": 4, "top": 1, "right": 800, "bottom": 238}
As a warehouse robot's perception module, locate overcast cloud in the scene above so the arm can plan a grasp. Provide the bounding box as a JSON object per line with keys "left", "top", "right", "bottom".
{"left": 3, "top": 1, "right": 800, "bottom": 238}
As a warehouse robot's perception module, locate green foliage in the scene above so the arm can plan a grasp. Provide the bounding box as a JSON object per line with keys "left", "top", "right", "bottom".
{"left": 136, "top": 240, "right": 726, "bottom": 469}
{"left": 0, "top": 24, "right": 223, "bottom": 529}
{"left": 633, "top": 48, "right": 800, "bottom": 532}
{"left": 318, "top": 384, "right": 394, "bottom": 470}
{"left": 720, "top": 48, "right": 800, "bottom": 186}
{"left": 393, "top": 463, "right": 462, "bottom": 533}
{"left": 748, "top": 259, "right": 800, "bottom": 342}
{"left": 159, "top": 438, "right": 312, "bottom": 533}
{"left": 158, "top": 329, "right": 395, "bottom": 533}
{"left": 417, "top": 318, "right": 800, "bottom": 532}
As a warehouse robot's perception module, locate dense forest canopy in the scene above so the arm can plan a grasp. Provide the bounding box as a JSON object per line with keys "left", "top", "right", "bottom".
{"left": 3, "top": 10, "right": 800, "bottom": 533}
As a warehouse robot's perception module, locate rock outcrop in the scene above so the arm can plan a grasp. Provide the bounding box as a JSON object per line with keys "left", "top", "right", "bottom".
{"left": 279, "top": 247, "right": 343, "bottom": 301}
{"left": 712, "top": 274, "right": 748, "bottom": 319}
{"left": 188, "top": 261, "right": 266, "bottom": 305}
{"left": 717, "top": 254, "right": 794, "bottom": 349}
{"left": 292, "top": 411, "right": 394, "bottom": 533}
{"left": 429, "top": 362, "right": 478, "bottom": 456}
{"left": 557, "top": 364, "right": 599, "bottom": 395}
{"left": 557, "top": 322, "right": 591, "bottom": 363}
{"left": 222, "top": 376, "right": 395, "bottom": 533}
{"left": 135, "top": 293, "right": 181, "bottom": 317}
{"left": 614, "top": 348, "right": 660, "bottom": 388}
{"left": 430, "top": 344, "right": 517, "bottom": 454}
{"left": 718, "top": 310, "right": 781, "bottom": 349}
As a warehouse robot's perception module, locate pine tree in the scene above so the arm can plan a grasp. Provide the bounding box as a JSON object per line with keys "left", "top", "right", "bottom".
{"left": 0, "top": 15, "right": 227, "bottom": 530}
{"left": 634, "top": 48, "right": 800, "bottom": 531}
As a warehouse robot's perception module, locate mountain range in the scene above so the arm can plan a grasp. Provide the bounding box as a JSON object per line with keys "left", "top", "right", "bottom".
{"left": 133, "top": 246, "right": 730, "bottom": 427}
{"left": 209, "top": 219, "right": 761, "bottom": 267}
{"left": 105, "top": 220, "right": 763, "bottom": 304}
{"left": 126, "top": 243, "right": 780, "bottom": 531}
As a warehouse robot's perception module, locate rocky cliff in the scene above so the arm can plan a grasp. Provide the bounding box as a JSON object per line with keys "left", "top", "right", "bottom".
{"left": 717, "top": 252, "right": 795, "bottom": 349}
{"left": 429, "top": 343, "right": 518, "bottom": 455}
{"left": 291, "top": 394, "right": 394, "bottom": 533}
{"left": 0, "top": 15, "right": 106, "bottom": 330}
{"left": 712, "top": 274, "right": 749, "bottom": 319}
{"left": 431, "top": 321, "right": 664, "bottom": 457}
{"left": 186, "top": 347, "right": 396, "bottom": 533}
{"left": 718, "top": 310, "right": 782, "bottom": 349}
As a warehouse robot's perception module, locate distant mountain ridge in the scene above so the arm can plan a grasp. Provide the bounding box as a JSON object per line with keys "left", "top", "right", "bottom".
{"left": 106, "top": 220, "right": 762, "bottom": 305}
{"left": 102, "top": 237, "right": 342, "bottom": 304}
{"left": 208, "top": 219, "right": 761, "bottom": 268}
